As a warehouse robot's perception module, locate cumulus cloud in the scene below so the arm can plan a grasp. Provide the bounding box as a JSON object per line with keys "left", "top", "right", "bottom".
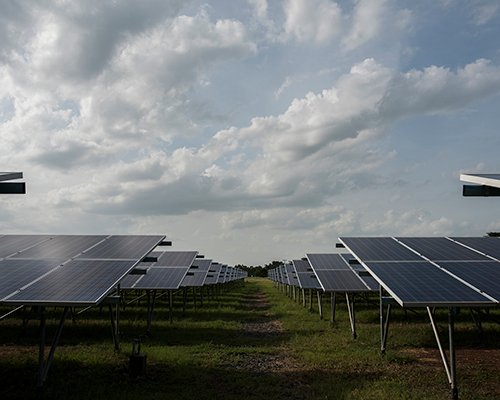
{"left": 282, "top": 0, "right": 342, "bottom": 44}
{"left": 43, "top": 57, "right": 500, "bottom": 220}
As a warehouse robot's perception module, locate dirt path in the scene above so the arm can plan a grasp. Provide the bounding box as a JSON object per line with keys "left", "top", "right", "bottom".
{"left": 219, "top": 289, "right": 311, "bottom": 396}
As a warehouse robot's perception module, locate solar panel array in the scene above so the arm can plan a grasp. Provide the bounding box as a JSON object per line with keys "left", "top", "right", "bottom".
{"left": 0, "top": 234, "right": 165, "bottom": 306}
{"left": 120, "top": 251, "right": 197, "bottom": 290}
{"left": 339, "top": 236, "right": 500, "bottom": 307}
{"left": 267, "top": 254, "right": 376, "bottom": 293}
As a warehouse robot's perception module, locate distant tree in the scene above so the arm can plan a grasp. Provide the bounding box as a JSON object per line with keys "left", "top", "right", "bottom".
{"left": 236, "top": 261, "right": 283, "bottom": 277}
{"left": 486, "top": 232, "right": 500, "bottom": 237}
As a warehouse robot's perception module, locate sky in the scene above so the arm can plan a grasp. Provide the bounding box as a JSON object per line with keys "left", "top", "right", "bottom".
{"left": 2, "top": 0, "right": 500, "bottom": 266}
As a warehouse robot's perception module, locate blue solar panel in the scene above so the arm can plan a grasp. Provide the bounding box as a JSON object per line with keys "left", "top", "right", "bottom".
{"left": 126, "top": 267, "right": 188, "bottom": 290}
{"left": 364, "top": 261, "right": 493, "bottom": 307}
{"left": 397, "top": 237, "right": 489, "bottom": 261}
{"left": 437, "top": 261, "right": 500, "bottom": 301}
{"left": 451, "top": 237, "right": 500, "bottom": 260}
{"left": 76, "top": 235, "right": 164, "bottom": 259}
{"left": 11, "top": 235, "right": 106, "bottom": 260}
{"left": 154, "top": 251, "right": 197, "bottom": 267}
{"left": 4, "top": 259, "right": 137, "bottom": 305}
{"left": 315, "top": 270, "right": 369, "bottom": 292}
{"left": 0, "top": 259, "right": 63, "bottom": 299}
{"left": 0, "top": 235, "right": 52, "bottom": 258}
{"left": 307, "top": 253, "right": 351, "bottom": 270}
{"left": 340, "top": 237, "right": 423, "bottom": 261}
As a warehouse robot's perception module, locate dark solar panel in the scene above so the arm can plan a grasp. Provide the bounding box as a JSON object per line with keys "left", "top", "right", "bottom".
{"left": 0, "top": 259, "right": 63, "bottom": 299}
{"left": 364, "top": 262, "right": 492, "bottom": 307}
{"left": 76, "top": 235, "right": 164, "bottom": 259}
{"left": 451, "top": 237, "right": 500, "bottom": 260}
{"left": 119, "top": 274, "right": 141, "bottom": 288}
{"left": 437, "top": 261, "right": 500, "bottom": 301}
{"left": 340, "top": 237, "right": 423, "bottom": 261}
{"left": 123, "top": 267, "right": 188, "bottom": 290}
{"left": 307, "top": 253, "right": 351, "bottom": 270}
{"left": 296, "top": 272, "right": 322, "bottom": 289}
{"left": 360, "top": 275, "right": 379, "bottom": 291}
{"left": 11, "top": 235, "right": 106, "bottom": 260}
{"left": 315, "top": 270, "right": 369, "bottom": 292}
{"left": 181, "top": 271, "right": 208, "bottom": 287}
{"left": 397, "top": 237, "right": 489, "bottom": 261}
{"left": 5, "top": 260, "right": 136, "bottom": 305}
{"left": 0, "top": 235, "right": 52, "bottom": 258}
{"left": 292, "top": 259, "right": 312, "bottom": 273}
{"left": 191, "top": 259, "right": 212, "bottom": 271}
{"left": 154, "top": 251, "right": 198, "bottom": 267}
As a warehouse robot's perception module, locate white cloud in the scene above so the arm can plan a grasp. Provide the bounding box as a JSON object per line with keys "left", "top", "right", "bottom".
{"left": 282, "top": 0, "right": 343, "bottom": 44}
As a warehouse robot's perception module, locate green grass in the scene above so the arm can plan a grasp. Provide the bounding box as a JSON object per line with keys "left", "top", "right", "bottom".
{"left": 0, "top": 278, "right": 498, "bottom": 399}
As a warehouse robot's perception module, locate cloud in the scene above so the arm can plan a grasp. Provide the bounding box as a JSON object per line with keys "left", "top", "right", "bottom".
{"left": 44, "top": 58, "right": 500, "bottom": 218}
{"left": 282, "top": 0, "right": 343, "bottom": 44}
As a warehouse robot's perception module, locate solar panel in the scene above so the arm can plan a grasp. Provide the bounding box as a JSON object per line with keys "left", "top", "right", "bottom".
{"left": 314, "top": 270, "right": 370, "bottom": 292}
{"left": 76, "top": 235, "right": 164, "bottom": 260}
{"left": 451, "top": 237, "right": 500, "bottom": 260}
{"left": 153, "top": 251, "right": 198, "bottom": 267}
{"left": 181, "top": 259, "right": 212, "bottom": 287}
{"left": 11, "top": 235, "right": 106, "bottom": 260}
{"left": 436, "top": 261, "right": 500, "bottom": 301}
{"left": 340, "top": 237, "right": 423, "bottom": 261}
{"left": 204, "top": 263, "right": 221, "bottom": 285}
{"left": 292, "top": 259, "right": 313, "bottom": 273}
{"left": 306, "top": 253, "right": 351, "bottom": 270}
{"left": 0, "top": 259, "right": 63, "bottom": 299}
{"left": 397, "top": 237, "right": 489, "bottom": 261}
{"left": 126, "top": 267, "right": 188, "bottom": 290}
{"left": 0, "top": 235, "right": 52, "bottom": 258}
{"left": 4, "top": 260, "right": 137, "bottom": 305}
{"left": 364, "top": 261, "right": 493, "bottom": 307}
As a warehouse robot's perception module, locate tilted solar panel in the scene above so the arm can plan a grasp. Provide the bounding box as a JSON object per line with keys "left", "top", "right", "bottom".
{"left": 364, "top": 261, "right": 493, "bottom": 307}
{"left": 0, "top": 259, "right": 64, "bottom": 300}
{"left": 292, "top": 259, "right": 313, "bottom": 273}
{"left": 340, "top": 237, "right": 423, "bottom": 261}
{"left": 4, "top": 259, "right": 137, "bottom": 305}
{"left": 121, "top": 267, "right": 188, "bottom": 290}
{"left": 307, "top": 253, "right": 351, "bottom": 270}
{"left": 181, "top": 271, "right": 208, "bottom": 287}
{"left": 397, "top": 237, "right": 489, "bottom": 261}
{"left": 11, "top": 235, "right": 106, "bottom": 260}
{"left": 451, "top": 237, "right": 500, "bottom": 260}
{"left": 315, "top": 270, "right": 369, "bottom": 292}
{"left": 154, "top": 251, "right": 198, "bottom": 267}
{"left": 436, "top": 261, "right": 500, "bottom": 301}
{"left": 76, "top": 235, "right": 164, "bottom": 260}
{"left": 0, "top": 235, "right": 52, "bottom": 258}
{"left": 296, "top": 272, "right": 322, "bottom": 289}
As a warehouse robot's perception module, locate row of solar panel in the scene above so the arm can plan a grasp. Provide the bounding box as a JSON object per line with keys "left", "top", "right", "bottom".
{"left": 0, "top": 235, "right": 246, "bottom": 307}
{"left": 339, "top": 237, "right": 500, "bottom": 307}
{"left": 268, "top": 253, "right": 378, "bottom": 293}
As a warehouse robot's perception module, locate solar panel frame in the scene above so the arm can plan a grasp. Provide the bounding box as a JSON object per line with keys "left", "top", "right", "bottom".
{"left": 451, "top": 237, "right": 500, "bottom": 260}
{"left": 127, "top": 267, "right": 189, "bottom": 290}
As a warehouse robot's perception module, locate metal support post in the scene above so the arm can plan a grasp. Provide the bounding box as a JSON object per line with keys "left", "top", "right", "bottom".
{"left": 183, "top": 288, "right": 187, "bottom": 315}
{"left": 37, "top": 307, "right": 69, "bottom": 387}
{"left": 380, "top": 286, "right": 392, "bottom": 354}
{"left": 146, "top": 290, "right": 157, "bottom": 336}
{"left": 309, "top": 289, "right": 313, "bottom": 312}
{"left": 302, "top": 289, "right": 306, "bottom": 307}
{"left": 169, "top": 290, "right": 173, "bottom": 324}
{"left": 330, "top": 293, "right": 336, "bottom": 323}
{"left": 346, "top": 293, "right": 356, "bottom": 339}
{"left": 317, "top": 291, "right": 323, "bottom": 320}
{"left": 449, "top": 308, "right": 458, "bottom": 400}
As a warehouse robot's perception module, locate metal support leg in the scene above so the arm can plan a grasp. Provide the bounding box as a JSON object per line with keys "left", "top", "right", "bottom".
{"left": 317, "top": 291, "right": 323, "bottom": 320}
{"left": 169, "top": 290, "right": 173, "bottom": 324}
{"left": 309, "top": 289, "right": 313, "bottom": 312}
{"left": 330, "top": 293, "right": 336, "bottom": 324}
{"left": 193, "top": 287, "right": 197, "bottom": 311}
{"left": 108, "top": 304, "right": 120, "bottom": 351}
{"left": 380, "top": 286, "right": 392, "bottom": 354}
{"left": 200, "top": 287, "right": 204, "bottom": 307}
{"left": 37, "top": 307, "right": 69, "bottom": 387}
{"left": 346, "top": 293, "right": 356, "bottom": 339}
{"left": 449, "top": 308, "right": 458, "bottom": 400}
{"left": 427, "top": 306, "right": 460, "bottom": 400}
{"left": 302, "top": 289, "right": 306, "bottom": 307}
{"left": 183, "top": 288, "right": 187, "bottom": 315}
{"left": 146, "top": 290, "right": 157, "bottom": 336}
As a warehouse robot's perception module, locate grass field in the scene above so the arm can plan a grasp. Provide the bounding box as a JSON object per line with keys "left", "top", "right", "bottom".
{"left": 0, "top": 277, "right": 498, "bottom": 399}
